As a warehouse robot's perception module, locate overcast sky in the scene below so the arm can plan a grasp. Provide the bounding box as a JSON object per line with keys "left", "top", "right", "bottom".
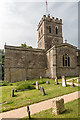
{"left": 0, "top": 0, "right": 79, "bottom": 49}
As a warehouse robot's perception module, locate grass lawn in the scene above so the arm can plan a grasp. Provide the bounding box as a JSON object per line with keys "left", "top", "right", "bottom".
{"left": 0, "top": 77, "right": 79, "bottom": 112}
{"left": 27, "top": 99, "right": 79, "bottom": 119}
{"left": 58, "top": 76, "right": 77, "bottom": 83}
{"left": 67, "top": 79, "right": 80, "bottom": 84}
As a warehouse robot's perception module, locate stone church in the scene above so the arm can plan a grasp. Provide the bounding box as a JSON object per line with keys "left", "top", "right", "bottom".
{"left": 4, "top": 15, "right": 80, "bottom": 82}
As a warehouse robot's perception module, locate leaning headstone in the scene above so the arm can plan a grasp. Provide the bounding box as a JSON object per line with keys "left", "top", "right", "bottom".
{"left": 52, "top": 98, "right": 65, "bottom": 115}
{"left": 40, "top": 76, "right": 42, "bottom": 82}
{"left": 62, "top": 76, "right": 66, "bottom": 87}
{"left": 71, "top": 79, "right": 75, "bottom": 88}
{"left": 11, "top": 89, "right": 14, "bottom": 97}
{"left": 36, "top": 81, "right": 39, "bottom": 90}
{"left": 27, "top": 106, "right": 31, "bottom": 119}
{"left": 46, "top": 81, "right": 50, "bottom": 84}
{"left": 55, "top": 76, "right": 59, "bottom": 85}
{"left": 77, "top": 78, "right": 80, "bottom": 83}
{"left": 40, "top": 86, "right": 45, "bottom": 95}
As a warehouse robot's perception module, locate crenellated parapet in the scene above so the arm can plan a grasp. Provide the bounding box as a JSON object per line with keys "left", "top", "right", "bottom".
{"left": 38, "top": 15, "right": 62, "bottom": 30}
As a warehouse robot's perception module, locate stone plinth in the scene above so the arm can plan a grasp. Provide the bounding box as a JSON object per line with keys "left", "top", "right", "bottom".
{"left": 52, "top": 98, "right": 65, "bottom": 115}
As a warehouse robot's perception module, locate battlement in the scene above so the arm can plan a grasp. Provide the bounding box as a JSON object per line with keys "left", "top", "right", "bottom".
{"left": 38, "top": 15, "right": 62, "bottom": 29}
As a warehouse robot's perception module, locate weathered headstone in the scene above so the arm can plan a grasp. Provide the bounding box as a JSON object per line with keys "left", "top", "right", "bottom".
{"left": 36, "top": 81, "right": 39, "bottom": 90}
{"left": 11, "top": 89, "right": 14, "bottom": 97}
{"left": 55, "top": 76, "right": 59, "bottom": 85}
{"left": 40, "top": 86, "right": 45, "bottom": 95}
{"left": 46, "top": 80, "right": 50, "bottom": 84}
{"left": 40, "top": 76, "right": 42, "bottom": 82}
{"left": 52, "top": 98, "right": 65, "bottom": 115}
{"left": 62, "top": 76, "right": 66, "bottom": 87}
{"left": 71, "top": 79, "right": 75, "bottom": 88}
{"left": 27, "top": 106, "right": 31, "bottom": 119}
{"left": 77, "top": 78, "right": 80, "bottom": 83}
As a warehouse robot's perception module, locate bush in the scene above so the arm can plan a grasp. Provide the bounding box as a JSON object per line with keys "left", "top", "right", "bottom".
{"left": 0, "top": 81, "right": 13, "bottom": 86}
{"left": 16, "top": 82, "right": 35, "bottom": 90}
{"left": 32, "top": 81, "right": 46, "bottom": 85}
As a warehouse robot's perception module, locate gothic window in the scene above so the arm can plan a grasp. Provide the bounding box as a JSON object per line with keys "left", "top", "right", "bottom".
{"left": 63, "top": 54, "right": 70, "bottom": 67}
{"left": 56, "top": 27, "right": 58, "bottom": 34}
{"left": 49, "top": 26, "right": 51, "bottom": 33}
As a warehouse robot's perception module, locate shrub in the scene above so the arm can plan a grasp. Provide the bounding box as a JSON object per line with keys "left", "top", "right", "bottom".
{"left": 32, "top": 81, "right": 46, "bottom": 85}
{"left": 16, "top": 82, "right": 35, "bottom": 90}
{"left": 0, "top": 81, "right": 13, "bottom": 86}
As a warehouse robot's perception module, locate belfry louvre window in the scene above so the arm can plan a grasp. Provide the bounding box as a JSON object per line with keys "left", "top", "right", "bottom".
{"left": 49, "top": 26, "right": 51, "bottom": 33}
{"left": 63, "top": 54, "right": 70, "bottom": 67}
{"left": 56, "top": 27, "right": 58, "bottom": 34}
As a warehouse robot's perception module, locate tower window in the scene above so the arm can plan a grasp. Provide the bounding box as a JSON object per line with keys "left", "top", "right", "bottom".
{"left": 63, "top": 54, "right": 70, "bottom": 67}
{"left": 56, "top": 27, "right": 58, "bottom": 34}
{"left": 49, "top": 26, "right": 51, "bottom": 33}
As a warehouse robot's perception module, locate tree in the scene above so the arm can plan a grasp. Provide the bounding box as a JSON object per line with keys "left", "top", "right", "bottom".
{"left": 21, "top": 43, "right": 27, "bottom": 47}
{"left": 0, "top": 49, "right": 4, "bottom": 80}
{"left": 21, "top": 43, "right": 32, "bottom": 48}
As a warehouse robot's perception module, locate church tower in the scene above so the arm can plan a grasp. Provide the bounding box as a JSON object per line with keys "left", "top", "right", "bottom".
{"left": 37, "top": 15, "right": 63, "bottom": 50}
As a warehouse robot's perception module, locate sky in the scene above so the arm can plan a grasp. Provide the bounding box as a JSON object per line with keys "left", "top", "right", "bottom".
{"left": 0, "top": 0, "right": 79, "bottom": 49}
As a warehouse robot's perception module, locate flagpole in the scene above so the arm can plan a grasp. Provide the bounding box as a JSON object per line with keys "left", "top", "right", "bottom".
{"left": 46, "top": 0, "right": 48, "bottom": 16}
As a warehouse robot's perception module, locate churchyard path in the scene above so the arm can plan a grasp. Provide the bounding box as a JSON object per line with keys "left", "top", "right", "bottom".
{"left": 66, "top": 77, "right": 80, "bottom": 81}
{"left": 0, "top": 91, "right": 80, "bottom": 120}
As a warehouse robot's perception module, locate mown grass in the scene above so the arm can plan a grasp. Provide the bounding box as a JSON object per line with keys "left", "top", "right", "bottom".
{"left": 67, "top": 79, "right": 79, "bottom": 84}
{"left": 28, "top": 99, "right": 79, "bottom": 119}
{"left": 0, "top": 77, "right": 79, "bottom": 112}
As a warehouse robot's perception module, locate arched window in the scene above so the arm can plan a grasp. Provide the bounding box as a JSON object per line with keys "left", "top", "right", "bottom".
{"left": 49, "top": 26, "right": 51, "bottom": 33}
{"left": 63, "top": 54, "right": 70, "bottom": 67}
{"left": 56, "top": 27, "right": 58, "bottom": 34}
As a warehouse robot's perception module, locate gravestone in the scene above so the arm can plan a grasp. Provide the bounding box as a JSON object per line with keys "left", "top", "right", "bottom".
{"left": 77, "top": 78, "right": 80, "bottom": 83}
{"left": 46, "top": 80, "right": 50, "bottom": 84}
{"left": 36, "top": 81, "right": 39, "bottom": 90}
{"left": 71, "top": 79, "right": 75, "bottom": 88}
{"left": 27, "top": 106, "right": 31, "bottom": 119}
{"left": 11, "top": 89, "right": 14, "bottom": 97}
{"left": 40, "top": 86, "right": 45, "bottom": 95}
{"left": 52, "top": 98, "right": 65, "bottom": 115}
{"left": 55, "top": 76, "right": 59, "bottom": 85}
{"left": 40, "top": 76, "right": 42, "bottom": 82}
{"left": 62, "top": 76, "right": 66, "bottom": 87}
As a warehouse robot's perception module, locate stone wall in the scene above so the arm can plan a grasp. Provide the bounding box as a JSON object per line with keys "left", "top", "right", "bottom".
{"left": 56, "top": 43, "right": 79, "bottom": 77}
{"left": 4, "top": 45, "right": 47, "bottom": 82}
{"left": 46, "top": 46, "right": 56, "bottom": 79}
{"left": 37, "top": 15, "right": 63, "bottom": 51}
